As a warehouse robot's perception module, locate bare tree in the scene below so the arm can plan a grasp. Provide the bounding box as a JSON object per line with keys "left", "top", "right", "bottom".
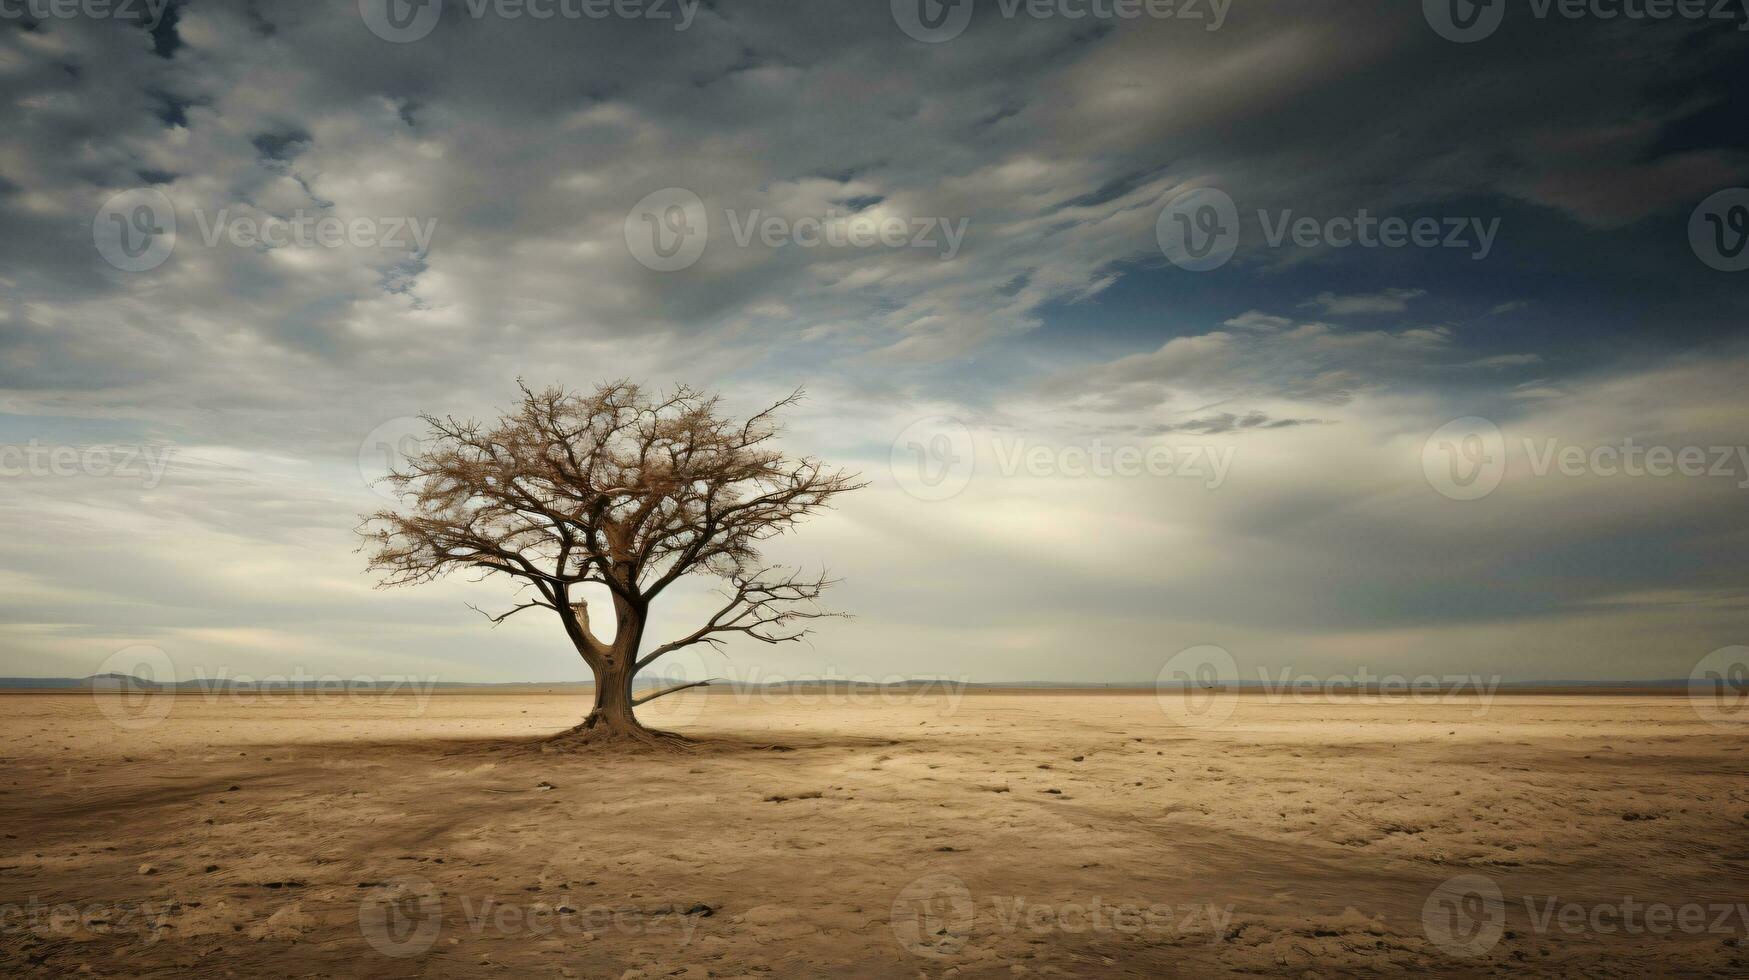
{"left": 360, "top": 382, "right": 864, "bottom": 745}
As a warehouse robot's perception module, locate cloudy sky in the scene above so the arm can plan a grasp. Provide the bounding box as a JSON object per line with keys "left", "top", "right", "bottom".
{"left": 1, "top": 0, "right": 1746, "bottom": 686}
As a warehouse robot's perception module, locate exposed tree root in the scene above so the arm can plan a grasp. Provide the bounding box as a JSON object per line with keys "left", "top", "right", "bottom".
{"left": 540, "top": 720, "right": 696, "bottom": 753}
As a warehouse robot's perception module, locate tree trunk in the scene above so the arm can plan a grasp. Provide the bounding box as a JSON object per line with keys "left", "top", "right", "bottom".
{"left": 560, "top": 596, "right": 688, "bottom": 747}
{"left": 582, "top": 660, "right": 643, "bottom": 736}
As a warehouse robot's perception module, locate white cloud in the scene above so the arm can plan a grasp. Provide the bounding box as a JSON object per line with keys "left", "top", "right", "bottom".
{"left": 1, "top": 1, "right": 1745, "bottom": 683}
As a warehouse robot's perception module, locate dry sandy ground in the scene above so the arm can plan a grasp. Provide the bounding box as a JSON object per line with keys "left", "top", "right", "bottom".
{"left": 2, "top": 689, "right": 1747, "bottom": 978}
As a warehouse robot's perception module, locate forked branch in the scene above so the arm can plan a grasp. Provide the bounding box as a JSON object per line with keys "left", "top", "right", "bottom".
{"left": 637, "top": 565, "right": 844, "bottom": 671}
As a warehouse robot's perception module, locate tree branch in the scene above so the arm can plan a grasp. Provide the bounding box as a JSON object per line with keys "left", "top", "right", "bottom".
{"left": 359, "top": 382, "right": 862, "bottom": 689}
{"left": 630, "top": 679, "right": 712, "bottom": 706}
{"left": 636, "top": 565, "right": 843, "bottom": 672}
{"left": 465, "top": 599, "right": 554, "bottom": 627}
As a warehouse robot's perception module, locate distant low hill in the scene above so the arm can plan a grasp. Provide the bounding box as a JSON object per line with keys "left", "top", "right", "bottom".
{"left": 81, "top": 672, "right": 166, "bottom": 692}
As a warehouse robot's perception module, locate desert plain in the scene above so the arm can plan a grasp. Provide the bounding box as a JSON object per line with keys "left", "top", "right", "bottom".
{"left": 2, "top": 688, "right": 1746, "bottom": 978}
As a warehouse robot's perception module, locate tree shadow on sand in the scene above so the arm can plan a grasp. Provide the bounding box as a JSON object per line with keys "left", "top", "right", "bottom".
{"left": 284, "top": 727, "right": 912, "bottom": 763}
